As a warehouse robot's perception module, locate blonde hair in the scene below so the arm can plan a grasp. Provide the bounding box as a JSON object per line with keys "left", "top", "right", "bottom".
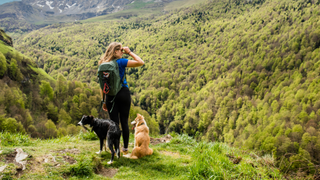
{"left": 99, "top": 42, "right": 122, "bottom": 65}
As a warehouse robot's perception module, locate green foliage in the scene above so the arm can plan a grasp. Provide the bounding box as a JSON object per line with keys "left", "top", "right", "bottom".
{"left": 2, "top": 118, "right": 18, "bottom": 133}
{"left": 39, "top": 80, "right": 54, "bottom": 100}
{"left": 0, "top": 51, "right": 6, "bottom": 77}
{"left": 0, "top": 132, "right": 33, "bottom": 146}
{"left": 1, "top": 0, "right": 320, "bottom": 174}
{"left": 64, "top": 156, "right": 93, "bottom": 177}
{"left": 79, "top": 130, "right": 99, "bottom": 141}
{"left": 45, "top": 120, "right": 58, "bottom": 138}
{"left": 186, "top": 137, "right": 283, "bottom": 179}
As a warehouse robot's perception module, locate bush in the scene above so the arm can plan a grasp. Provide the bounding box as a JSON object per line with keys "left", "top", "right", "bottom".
{"left": 2, "top": 118, "right": 18, "bottom": 133}
{"left": 67, "top": 124, "right": 80, "bottom": 135}
{"left": 45, "top": 120, "right": 57, "bottom": 138}
{"left": 79, "top": 130, "right": 98, "bottom": 140}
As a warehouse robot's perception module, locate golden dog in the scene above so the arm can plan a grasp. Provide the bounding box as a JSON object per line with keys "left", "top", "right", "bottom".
{"left": 124, "top": 114, "right": 153, "bottom": 159}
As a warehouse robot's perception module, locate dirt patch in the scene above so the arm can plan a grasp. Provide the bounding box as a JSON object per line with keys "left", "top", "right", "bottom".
{"left": 4, "top": 151, "right": 17, "bottom": 164}
{"left": 96, "top": 167, "right": 118, "bottom": 178}
{"left": 226, "top": 154, "right": 242, "bottom": 164}
{"left": 2, "top": 150, "right": 27, "bottom": 178}
{"left": 63, "top": 156, "right": 77, "bottom": 164}
{"left": 150, "top": 135, "right": 172, "bottom": 145}
{"left": 53, "top": 148, "right": 80, "bottom": 154}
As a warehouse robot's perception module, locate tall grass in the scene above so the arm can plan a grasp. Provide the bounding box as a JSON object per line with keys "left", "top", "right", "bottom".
{"left": 44, "top": 135, "right": 80, "bottom": 144}
{"left": 188, "top": 142, "right": 283, "bottom": 179}
{"left": 78, "top": 130, "right": 98, "bottom": 141}
{"left": 0, "top": 132, "right": 33, "bottom": 146}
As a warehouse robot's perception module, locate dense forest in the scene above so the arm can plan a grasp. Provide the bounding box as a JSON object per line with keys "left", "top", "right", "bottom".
{"left": 1, "top": 0, "right": 319, "bottom": 173}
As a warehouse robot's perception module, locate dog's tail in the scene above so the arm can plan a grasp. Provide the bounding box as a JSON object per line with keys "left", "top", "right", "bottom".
{"left": 148, "top": 148, "right": 153, "bottom": 155}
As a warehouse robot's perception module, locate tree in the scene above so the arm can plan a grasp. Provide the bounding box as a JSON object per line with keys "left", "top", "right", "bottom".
{"left": 45, "top": 120, "right": 57, "bottom": 138}
{"left": 58, "top": 108, "right": 72, "bottom": 124}
{"left": 0, "top": 52, "right": 7, "bottom": 77}
{"left": 67, "top": 124, "right": 79, "bottom": 135}
{"left": 47, "top": 102, "right": 58, "bottom": 123}
{"left": 40, "top": 80, "right": 54, "bottom": 100}
{"left": 3, "top": 118, "right": 18, "bottom": 133}
{"left": 90, "top": 108, "right": 98, "bottom": 117}
{"left": 56, "top": 74, "right": 68, "bottom": 100}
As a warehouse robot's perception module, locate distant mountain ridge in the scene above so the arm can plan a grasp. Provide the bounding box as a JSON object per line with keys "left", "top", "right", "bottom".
{"left": 0, "top": 0, "right": 133, "bottom": 23}
{"left": 22, "top": 0, "right": 133, "bottom": 16}
{"left": 0, "top": 0, "right": 176, "bottom": 34}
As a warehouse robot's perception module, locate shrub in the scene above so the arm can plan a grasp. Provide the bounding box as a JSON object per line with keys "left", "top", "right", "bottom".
{"left": 64, "top": 156, "right": 93, "bottom": 177}
{"left": 45, "top": 120, "right": 57, "bottom": 138}
{"left": 2, "top": 118, "right": 18, "bottom": 133}
{"left": 0, "top": 52, "right": 6, "bottom": 77}
{"left": 67, "top": 124, "right": 80, "bottom": 135}
{"left": 79, "top": 130, "right": 98, "bottom": 140}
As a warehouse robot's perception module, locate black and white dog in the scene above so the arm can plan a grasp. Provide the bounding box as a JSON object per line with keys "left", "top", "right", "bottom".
{"left": 77, "top": 115, "right": 121, "bottom": 164}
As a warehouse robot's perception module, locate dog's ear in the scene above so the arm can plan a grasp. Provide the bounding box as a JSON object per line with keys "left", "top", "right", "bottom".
{"left": 88, "top": 115, "right": 94, "bottom": 124}
{"left": 137, "top": 113, "right": 141, "bottom": 117}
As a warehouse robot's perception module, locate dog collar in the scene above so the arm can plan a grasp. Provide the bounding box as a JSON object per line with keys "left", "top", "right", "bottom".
{"left": 133, "top": 122, "right": 145, "bottom": 130}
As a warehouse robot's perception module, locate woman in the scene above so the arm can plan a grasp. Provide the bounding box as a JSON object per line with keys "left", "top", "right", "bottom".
{"left": 98, "top": 42, "right": 144, "bottom": 154}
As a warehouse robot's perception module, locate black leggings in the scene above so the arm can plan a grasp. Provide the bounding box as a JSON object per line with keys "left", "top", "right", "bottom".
{"left": 105, "top": 87, "right": 131, "bottom": 149}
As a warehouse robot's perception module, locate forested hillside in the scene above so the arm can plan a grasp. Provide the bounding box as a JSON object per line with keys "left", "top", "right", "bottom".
{"left": 13, "top": 0, "right": 320, "bottom": 171}
{"left": 0, "top": 29, "right": 159, "bottom": 140}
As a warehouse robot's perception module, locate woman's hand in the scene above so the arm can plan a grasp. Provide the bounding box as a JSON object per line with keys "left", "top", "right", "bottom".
{"left": 121, "top": 47, "right": 131, "bottom": 54}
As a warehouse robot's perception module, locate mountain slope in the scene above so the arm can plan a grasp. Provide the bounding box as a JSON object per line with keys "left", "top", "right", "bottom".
{"left": 0, "top": 0, "right": 205, "bottom": 35}
{"left": 13, "top": 0, "right": 320, "bottom": 171}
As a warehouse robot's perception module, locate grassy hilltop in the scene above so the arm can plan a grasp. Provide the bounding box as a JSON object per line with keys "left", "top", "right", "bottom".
{"left": 1, "top": 132, "right": 284, "bottom": 179}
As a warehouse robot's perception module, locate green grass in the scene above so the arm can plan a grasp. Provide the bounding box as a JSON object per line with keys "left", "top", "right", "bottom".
{"left": 0, "top": 132, "right": 34, "bottom": 146}
{"left": 0, "top": 41, "right": 14, "bottom": 55}
{"left": 29, "top": 65, "right": 55, "bottom": 82}
{"left": 163, "top": 0, "right": 208, "bottom": 11}
{"left": 0, "top": 132, "right": 283, "bottom": 179}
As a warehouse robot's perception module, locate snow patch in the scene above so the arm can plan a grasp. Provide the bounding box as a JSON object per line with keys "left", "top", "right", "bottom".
{"left": 37, "top": 4, "right": 44, "bottom": 7}
{"left": 66, "top": 3, "right": 77, "bottom": 9}
{"left": 46, "top": 1, "right": 54, "bottom": 10}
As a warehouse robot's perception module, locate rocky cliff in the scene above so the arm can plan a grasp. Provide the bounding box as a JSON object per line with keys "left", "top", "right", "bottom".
{"left": 0, "top": 29, "right": 13, "bottom": 47}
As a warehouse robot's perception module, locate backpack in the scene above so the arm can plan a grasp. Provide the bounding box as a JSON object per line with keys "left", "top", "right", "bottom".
{"left": 97, "top": 59, "right": 122, "bottom": 96}
{"left": 97, "top": 59, "right": 124, "bottom": 112}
